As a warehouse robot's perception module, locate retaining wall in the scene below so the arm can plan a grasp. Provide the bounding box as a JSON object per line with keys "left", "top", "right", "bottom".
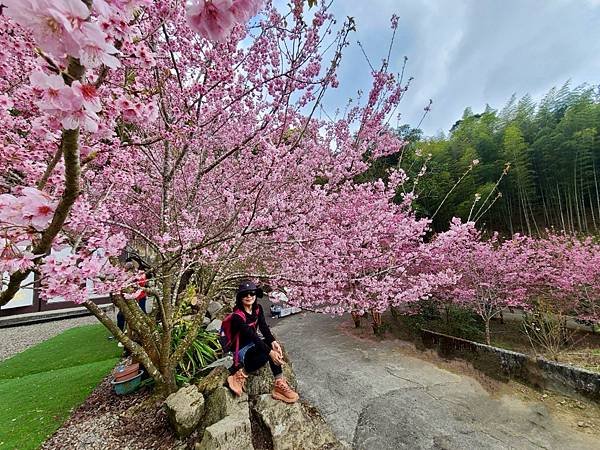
{"left": 421, "top": 328, "right": 600, "bottom": 403}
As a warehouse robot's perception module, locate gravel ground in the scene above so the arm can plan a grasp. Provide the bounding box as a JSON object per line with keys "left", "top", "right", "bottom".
{"left": 0, "top": 314, "right": 101, "bottom": 361}
{"left": 41, "top": 377, "right": 182, "bottom": 450}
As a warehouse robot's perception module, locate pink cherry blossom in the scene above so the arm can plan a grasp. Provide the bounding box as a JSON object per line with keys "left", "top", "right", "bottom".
{"left": 61, "top": 104, "right": 100, "bottom": 132}
{"left": 114, "top": 95, "right": 157, "bottom": 124}
{"left": 76, "top": 22, "right": 121, "bottom": 68}
{"left": 0, "top": 94, "right": 13, "bottom": 110}
{"left": 0, "top": 241, "right": 36, "bottom": 273}
{"left": 186, "top": 0, "right": 236, "bottom": 42}
{"left": 230, "top": 0, "right": 263, "bottom": 22}
{"left": 0, "top": 193, "right": 25, "bottom": 226}
{"left": 29, "top": 69, "right": 71, "bottom": 110}
{"left": 19, "top": 187, "right": 58, "bottom": 231}
{"left": 3, "top": 0, "right": 89, "bottom": 58}
{"left": 95, "top": 0, "right": 152, "bottom": 19}
{"left": 72, "top": 81, "right": 102, "bottom": 113}
{"left": 0, "top": 189, "right": 57, "bottom": 231}
{"left": 29, "top": 70, "right": 100, "bottom": 132}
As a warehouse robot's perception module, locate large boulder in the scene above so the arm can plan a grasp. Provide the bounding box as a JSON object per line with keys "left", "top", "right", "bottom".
{"left": 206, "top": 319, "right": 222, "bottom": 333}
{"left": 196, "top": 366, "right": 229, "bottom": 396}
{"left": 246, "top": 362, "right": 297, "bottom": 397}
{"left": 164, "top": 385, "right": 205, "bottom": 438}
{"left": 206, "top": 301, "right": 223, "bottom": 318}
{"left": 195, "top": 412, "right": 253, "bottom": 450}
{"left": 253, "top": 395, "right": 342, "bottom": 450}
{"left": 200, "top": 386, "right": 249, "bottom": 433}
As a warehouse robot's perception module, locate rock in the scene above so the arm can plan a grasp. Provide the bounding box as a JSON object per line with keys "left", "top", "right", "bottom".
{"left": 246, "top": 361, "right": 297, "bottom": 397}
{"left": 164, "top": 385, "right": 205, "bottom": 438}
{"left": 206, "top": 319, "right": 222, "bottom": 333}
{"left": 212, "top": 304, "right": 233, "bottom": 321}
{"left": 200, "top": 386, "right": 249, "bottom": 433}
{"left": 253, "top": 394, "right": 341, "bottom": 450}
{"left": 195, "top": 412, "right": 253, "bottom": 450}
{"left": 578, "top": 421, "right": 586, "bottom": 427}
{"left": 197, "top": 366, "right": 229, "bottom": 396}
{"left": 207, "top": 301, "right": 223, "bottom": 318}
{"left": 182, "top": 314, "right": 210, "bottom": 327}
{"left": 202, "top": 355, "right": 233, "bottom": 372}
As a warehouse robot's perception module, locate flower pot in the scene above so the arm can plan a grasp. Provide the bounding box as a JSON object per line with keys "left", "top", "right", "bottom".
{"left": 114, "top": 363, "right": 140, "bottom": 382}
{"left": 111, "top": 370, "right": 144, "bottom": 395}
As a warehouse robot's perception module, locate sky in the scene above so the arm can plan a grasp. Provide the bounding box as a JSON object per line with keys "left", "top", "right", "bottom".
{"left": 317, "top": 0, "right": 600, "bottom": 137}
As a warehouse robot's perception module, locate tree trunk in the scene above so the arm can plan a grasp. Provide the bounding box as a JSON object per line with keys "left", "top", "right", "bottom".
{"left": 158, "top": 363, "right": 178, "bottom": 396}
{"left": 557, "top": 184, "right": 566, "bottom": 231}
{"left": 83, "top": 300, "right": 168, "bottom": 390}
{"left": 370, "top": 309, "right": 383, "bottom": 336}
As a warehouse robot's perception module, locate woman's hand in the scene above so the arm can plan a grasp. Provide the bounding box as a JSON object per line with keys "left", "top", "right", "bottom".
{"left": 269, "top": 349, "right": 285, "bottom": 366}
{"left": 271, "top": 341, "right": 283, "bottom": 357}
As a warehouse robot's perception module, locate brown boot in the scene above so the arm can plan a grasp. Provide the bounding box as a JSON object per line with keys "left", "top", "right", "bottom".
{"left": 227, "top": 369, "right": 248, "bottom": 396}
{"left": 272, "top": 377, "right": 299, "bottom": 403}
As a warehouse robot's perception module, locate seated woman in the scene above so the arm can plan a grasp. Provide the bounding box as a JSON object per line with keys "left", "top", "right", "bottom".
{"left": 227, "top": 281, "right": 299, "bottom": 403}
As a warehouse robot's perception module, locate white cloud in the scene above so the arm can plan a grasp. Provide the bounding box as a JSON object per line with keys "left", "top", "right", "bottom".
{"left": 321, "top": 0, "right": 600, "bottom": 136}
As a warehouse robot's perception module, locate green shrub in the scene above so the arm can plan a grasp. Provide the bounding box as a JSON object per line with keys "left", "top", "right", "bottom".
{"left": 393, "top": 300, "right": 484, "bottom": 342}
{"left": 436, "top": 304, "right": 485, "bottom": 341}
{"left": 171, "top": 319, "right": 220, "bottom": 385}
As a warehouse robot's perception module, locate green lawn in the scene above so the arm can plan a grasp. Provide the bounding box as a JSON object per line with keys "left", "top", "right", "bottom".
{"left": 0, "top": 324, "right": 120, "bottom": 450}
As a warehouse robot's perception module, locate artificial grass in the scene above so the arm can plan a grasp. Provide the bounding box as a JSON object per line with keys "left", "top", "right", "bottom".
{"left": 0, "top": 324, "right": 120, "bottom": 450}
{"left": 0, "top": 324, "right": 120, "bottom": 380}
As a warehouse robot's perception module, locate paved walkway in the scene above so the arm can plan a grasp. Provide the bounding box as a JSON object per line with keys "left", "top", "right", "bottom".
{"left": 273, "top": 312, "right": 598, "bottom": 450}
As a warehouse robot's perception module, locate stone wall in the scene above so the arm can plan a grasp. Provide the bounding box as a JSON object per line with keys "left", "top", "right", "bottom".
{"left": 420, "top": 328, "right": 600, "bottom": 403}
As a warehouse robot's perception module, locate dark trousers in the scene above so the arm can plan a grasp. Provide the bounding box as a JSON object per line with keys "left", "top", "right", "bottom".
{"left": 230, "top": 339, "right": 282, "bottom": 377}
{"left": 117, "top": 297, "right": 147, "bottom": 331}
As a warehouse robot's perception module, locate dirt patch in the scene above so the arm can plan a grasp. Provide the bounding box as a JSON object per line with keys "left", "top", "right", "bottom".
{"left": 41, "top": 377, "right": 182, "bottom": 450}
{"left": 487, "top": 318, "right": 600, "bottom": 373}
{"left": 517, "top": 388, "right": 600, "bottom": 436}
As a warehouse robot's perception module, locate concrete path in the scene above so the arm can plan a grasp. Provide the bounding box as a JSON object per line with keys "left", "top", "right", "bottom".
{"left": 272, "top": 312, "right": 598, "bottom": 450}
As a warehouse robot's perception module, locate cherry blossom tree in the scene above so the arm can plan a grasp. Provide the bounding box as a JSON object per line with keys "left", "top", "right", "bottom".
{"left": 427, "top": 221, "right": 600, "bottom": 346}
{"left": 524, "top": 232, "right": 600, "bottom": 325}
{"left": 566, "top": 237, "right": 600, "bottom": 325}
{"left": 428, "top": 219, "right": 530, "bottom": 344}
{"left": 0, "top": 0, "right": 440, "bottom": 393}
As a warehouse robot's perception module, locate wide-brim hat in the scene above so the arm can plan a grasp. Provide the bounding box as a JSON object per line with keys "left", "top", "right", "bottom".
{"left": 236, "top": 281, "right": 264, "bottom": 302}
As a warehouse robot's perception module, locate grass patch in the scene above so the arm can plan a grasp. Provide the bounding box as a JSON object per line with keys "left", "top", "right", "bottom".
{"left": 0, "top": 324, "right": 120, "bottom": 450}
{"left": 0, "top": 324, "right": 120, "bottom": 380}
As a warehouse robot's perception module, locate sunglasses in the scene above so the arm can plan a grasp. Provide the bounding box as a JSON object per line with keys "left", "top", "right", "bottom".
{"left": 242, "top": 291, "right": 256, "bottom": 298}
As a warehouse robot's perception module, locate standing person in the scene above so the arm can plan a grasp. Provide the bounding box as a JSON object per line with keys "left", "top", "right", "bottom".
{"left": 226, "top": 281, "right": 299, "bottom": 403}
{"left": 116, "top": 259, "right": 148, "bottom": 346}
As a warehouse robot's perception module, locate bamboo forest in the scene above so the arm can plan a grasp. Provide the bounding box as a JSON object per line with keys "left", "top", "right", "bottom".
{"left": 368, "top": 82, "right": 600, "bottom": 235}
